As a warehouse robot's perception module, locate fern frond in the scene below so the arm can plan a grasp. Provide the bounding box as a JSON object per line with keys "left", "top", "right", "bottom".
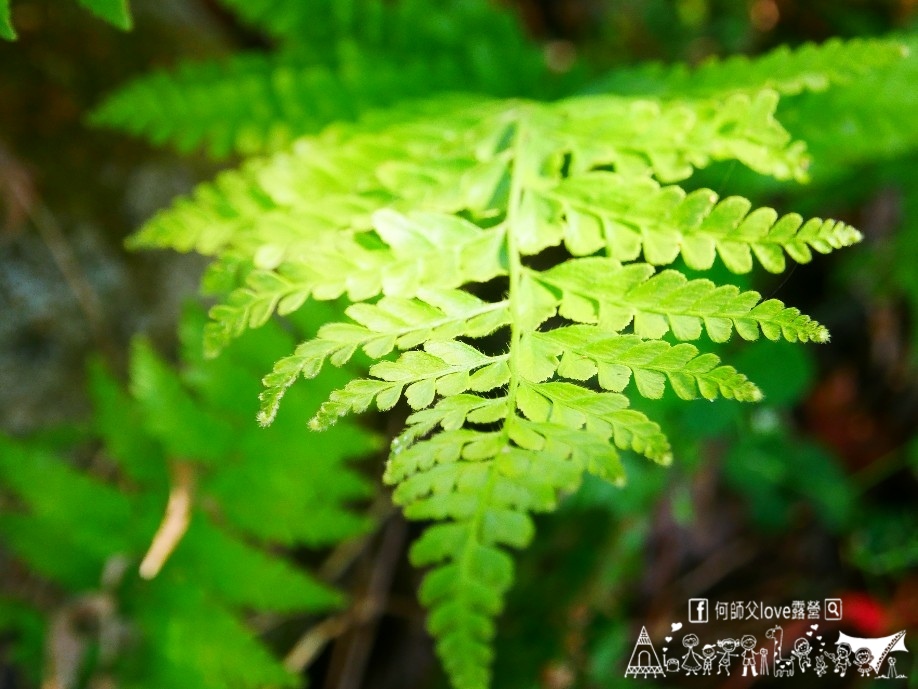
{"left": 779, "top": 33, "right": 918, "bottom": 176}
{"left": 385, "top": 419, "right": 598, "bottom": 689}
{"left": 92, "top": 0, "right": 553, "bottom": 156}
{"left": 123, "top": 67, "right": 867, "bottom": 689}
{"left": 136, "top": 92, "right": 815, "bottom": 362}
{"left": 535, "top": 259, "right": 830, "bottom": 342}
{"left": 91, "top": 53, "right": 531, "bottom": 157}
{"left": 534, "top": 171, "right": 862, "bottom": 270}
{"left": 596, "top": 36, "right": 907, "bottom": 98}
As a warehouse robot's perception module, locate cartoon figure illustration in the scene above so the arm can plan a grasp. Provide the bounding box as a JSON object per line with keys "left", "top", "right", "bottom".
{"left": 814, "top": 654, "right": 828, "bottom": 677}
{"left": 717, "top": 638, "right": 739, "bottom": 676}
{"left": 741, "top": 635, "right": 758, "bottom": 677}
{"left": 759, "top": 647, "right": 770, "bottom": 676}
{"left": 880, "top": 656, "right": 906, "bottom": 679}
{"left": 855, "top": 647, "right": 875, "bottom": 678}
{"left": 837, "top": 629, "right": 908, "bottom": 677}
{"left": 665, "top": 658, "right": 680, "bottom": 673}
{"left": 681, "top": 634, "right": 702, "bottom": 676}
{"left": 766, "top": 625, "right": 784, "bottom": 664}
{"left": 825, "top": 642, "right": 852, "bottom": 677}
{"left": 791, "top": 637, "right": 812, "bottom": 673}
{"left": 701, "top": 645, "right": 716, "bottom": 675}
{"left": 775, "top": 658, "right": 795, "bottom": 677}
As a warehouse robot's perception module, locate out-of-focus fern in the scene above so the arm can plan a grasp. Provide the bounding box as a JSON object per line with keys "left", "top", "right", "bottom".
{"left": 90, "top": 0, "right": 559, "bottom": 157}
{"left": 594, "top": 36, "right": 907, "bottom": 97}
{"left": 779, "top": 32, "right": 918, "bottom": 178}
{"left": 0, "top": 308, "right": 378, "bottom": 688}
{"left": 0, "top": 0, "right": 131, "bottom": 39}
{"left": 125, "top": 37, "right": 878, "bottom": 679}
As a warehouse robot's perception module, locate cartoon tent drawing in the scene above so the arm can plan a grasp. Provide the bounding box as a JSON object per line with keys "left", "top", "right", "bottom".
{"left": 836, "top": 630, "right": 908, "bottom": 675}
{"left": 625, "top": 626, "right": 666, "bottom": 678}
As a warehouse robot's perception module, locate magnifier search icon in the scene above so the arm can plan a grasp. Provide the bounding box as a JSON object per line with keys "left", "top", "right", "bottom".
{"left": 825, "top": 598, "right": 843, "bottom": 620}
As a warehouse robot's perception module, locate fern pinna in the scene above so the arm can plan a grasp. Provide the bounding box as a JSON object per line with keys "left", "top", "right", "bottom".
{"left": 125, "top": 78, "right": 865, "bottom": 687}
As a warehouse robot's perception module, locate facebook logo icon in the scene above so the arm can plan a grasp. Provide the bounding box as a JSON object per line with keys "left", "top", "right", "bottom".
{"left": 689, "top": 598, "right": 709, "bottom": 623}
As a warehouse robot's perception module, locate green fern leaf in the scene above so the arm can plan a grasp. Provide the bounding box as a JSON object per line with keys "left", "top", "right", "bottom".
{"left": 90, "top": 54, "right": 509, "bottom": 157}
{"left": 535, "top": 258, "right": 831, "bottom": 342}
{"left": 120, "top": 61, "right": 869, "bottom": 689}
{"left": 527, "top": 327, "right": 763, "bottom": 402}
{"left": 516, "top": 381, "right": 672, "bottom": 464}
{"left": 136, "top": 584, "right": 297, "bottom": 689}
{"left": 259, "top": 289, "right": 509, "bottom": 425}
{"left": 137, "top": 92, "right": 816, "bottom": 362}
{"left": 169, "top": 519, "right": 342, "bottom": 612}
{"left": 554, "top": 90, "right": 809, "bottom": 183}
{"left": 535, "top": 171, "right": 862, "bottom": 270}
{"left": 130, "top": 338, "right": 236, "bottom": 462}
{"left": 204, "top": 211, "right": 507, "bottom": 356}
{"left": 596, "top": 36, "right": 907, "bottom": 98}
{"left": 0, "top": 440, "right": 134, "bottom": 590}
{"left": 91, "top": 0, "right": 555, "bottom": 156}
{"left": 779, "top": 33, "right": 918, "bottom": 177}
{"left": 0, "top": 307, "right": 379, "bottom": 688}
{"left": 311, "top": 341, "right": 508, "bottom": 430}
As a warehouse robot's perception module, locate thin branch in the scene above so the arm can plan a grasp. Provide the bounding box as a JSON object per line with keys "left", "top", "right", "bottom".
{"left": 139, "top": 461, "right": 194, "bottom": 579}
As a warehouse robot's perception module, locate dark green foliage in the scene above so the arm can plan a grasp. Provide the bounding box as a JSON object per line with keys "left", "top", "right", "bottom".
{"left": 90, "top": 0, "right": 560, "bottom": 157}
{"left": 0, "top": 309, "right": 377, "bottom": 688}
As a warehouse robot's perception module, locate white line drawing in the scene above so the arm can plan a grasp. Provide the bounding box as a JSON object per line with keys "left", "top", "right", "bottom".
{"left": 622, "top": 618, "right": 909, "bottom": 681}
{"left": 716, "top": 638, "right": 739, "bottom": 676}
{"left": 854, "top": 647, "right": 875, "bottom": 677}
{"left": 814, "top": 654, "right": 828, "bottom": 677}
{"left": 774, "top": 658, "right": 795, "bottom": 677}
{"left": 741, "top": 634, "right": 758, "bottom": 677}
{"left": 879, "top": 656, "right": 906, "bottom": 680}
{"left": 681, "top": 634, "right": 702, "bottom": 675}
{"left": 701, "top": 645, "right": 716, "bottom": 675}
{"left": 624, "top": 626, "right": 665, "bottom": 678}
{"left": 836, "top": 630, "right": 908, "bottom": 675}
{"left": 825, "top": 642, "right": 852, "bottom": 677}
{"left": 766, "top": 625, "right": 784, "bottom": 664}
{"left": 791, "top": 637, "right": 813, "bottom": 673}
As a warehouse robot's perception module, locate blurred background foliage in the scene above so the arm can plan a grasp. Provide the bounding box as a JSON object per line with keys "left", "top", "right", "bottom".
{"left": 1, "top": 1, "right": 917, "bottom": 688}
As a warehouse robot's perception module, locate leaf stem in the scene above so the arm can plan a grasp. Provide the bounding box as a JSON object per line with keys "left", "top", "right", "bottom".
{"left": 503, "top": 112, "right": 531, "bottom": 423}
